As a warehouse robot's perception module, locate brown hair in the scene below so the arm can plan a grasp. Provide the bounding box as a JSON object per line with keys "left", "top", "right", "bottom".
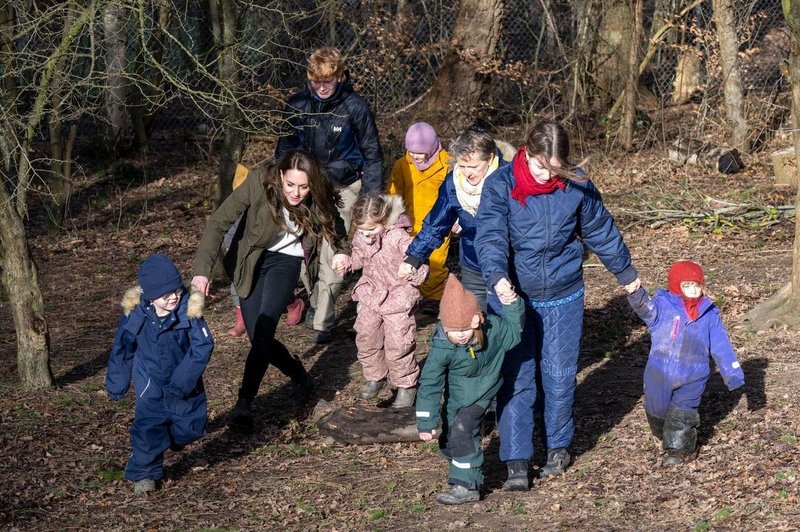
{"left": 307, "top": 47, "right": 344, "bottom": 82}
{"left": 350, "top": 193, "right": 392, "bottom": 227}
{"left": 524, "top": 121, "right": 587, "bottom": 181}
{"left": 263, "top": 150, "right": 343, "bottom": 243}
{"left": 448, "top": 126, "right": 497, "bottom": 162}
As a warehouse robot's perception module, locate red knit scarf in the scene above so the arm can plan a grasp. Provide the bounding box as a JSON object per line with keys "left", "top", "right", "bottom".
{"left": 511, "top": 146, "right": 565, "bottom": 206}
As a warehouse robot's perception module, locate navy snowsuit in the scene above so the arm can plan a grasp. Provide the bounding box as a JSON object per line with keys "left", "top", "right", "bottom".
{"left": 274, "top": 72, "right": 384, "bottom": 193}
{"left": 106, "top": 287, "right": 214, "bottom": 481}
{"left": 475, "top": 164, "right": 637, "bottom": 463}
{"left": 627, "top": 287, "right": 744, "bottom": 452}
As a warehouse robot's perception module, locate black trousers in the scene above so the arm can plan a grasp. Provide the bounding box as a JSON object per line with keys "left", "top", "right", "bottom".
{"left": 238, "top": 250, "right": 305, "bottom": 401}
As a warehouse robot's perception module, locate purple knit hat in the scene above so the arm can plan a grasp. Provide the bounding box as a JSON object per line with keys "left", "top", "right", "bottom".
{"left": 405, "top": 122, "right": 441, "bottom": 171}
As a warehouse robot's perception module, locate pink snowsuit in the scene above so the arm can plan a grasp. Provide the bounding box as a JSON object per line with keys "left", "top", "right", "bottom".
{"left": 350, "top": 199, "right": 429, "bottom": 389}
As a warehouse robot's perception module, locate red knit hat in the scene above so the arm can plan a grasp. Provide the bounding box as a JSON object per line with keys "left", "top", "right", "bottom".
{"left": 668, "top": 261, "right": 705, "bottom": 296}
{"left": 438, "top": 274, "right": 482, "bottom": 330}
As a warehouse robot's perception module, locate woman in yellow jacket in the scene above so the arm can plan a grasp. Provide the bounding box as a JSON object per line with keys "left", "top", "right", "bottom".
{"left": 388, "top": 122, "right": 450, "bottom": 313}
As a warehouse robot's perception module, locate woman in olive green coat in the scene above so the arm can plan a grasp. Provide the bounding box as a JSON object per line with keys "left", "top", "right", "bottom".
{"left": 191, "top": 150, "right": 350, "bottom": 431}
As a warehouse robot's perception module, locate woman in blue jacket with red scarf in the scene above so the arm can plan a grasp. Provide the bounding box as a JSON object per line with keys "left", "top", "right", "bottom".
{"left": 475, "top": 121, "right": 640, "bottom": 491}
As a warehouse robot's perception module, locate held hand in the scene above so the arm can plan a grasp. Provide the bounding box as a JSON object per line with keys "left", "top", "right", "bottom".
{"left": 495, "top": 278, "right": 517, "bottom": 305}
{"left": 624, "top": 277, "right": 642, "bottom": 294}
{"left": 191, "top": 275, "right": 210, "bottom": 297}
{"left": 332, "top": 254, "right": 349, "bottom": 277}
{"left": 398, "top": 261, "right": 416, "bottom": 280}
{"left": 451, "top": 220, "right": 462, "bottom": 234}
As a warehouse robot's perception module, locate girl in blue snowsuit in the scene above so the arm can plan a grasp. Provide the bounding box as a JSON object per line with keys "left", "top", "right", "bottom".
{"left": 106, "top": 254, "right": 214, "bottom": 494}
{"left": 475, "top": 121, "right": 640, "bottom": 490}
{"left": 626, "top": 260, "right": 744, "bottom": 465}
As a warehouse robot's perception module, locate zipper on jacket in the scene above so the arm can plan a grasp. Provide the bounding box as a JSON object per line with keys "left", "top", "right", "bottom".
{"left": 139, "top": 378, "right": 151, "bottom": 398}
{"left": 540, "top": 197, "right": 551, "bottom": 301}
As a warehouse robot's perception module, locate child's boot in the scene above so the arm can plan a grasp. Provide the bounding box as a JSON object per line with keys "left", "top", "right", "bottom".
{"left": 133, "top": 478, "right": 156, "bottom": 495}
{"left": 227, "top": 306, "right": 246, "bottom": 337}
{"left": 503, "top": 460, "right": 530, "bottom": 491}
{"left": 662, "top": 406, "right": 699, "bottom": 467}
{"left": 539, "top": 447, "right": 570, "bottom": 477}
{"left": 226, "top": 397, "right": 254, "bottom": 432}
{"left": 392, "top": 387, "right": 417, "bottom": 408}
{"left": 360, "top": 379, "right": 386, "bottom": 400}
{"left": 646, "top": 411, "right": 665, "bottom": 440}
{"left": 285, "top": 297, "right": 305, "bottom": 327}
{"left": 436, "top": 484, "right": 480, "bottom": 505}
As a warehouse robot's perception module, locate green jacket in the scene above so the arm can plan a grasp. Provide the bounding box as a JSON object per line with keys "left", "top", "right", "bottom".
{"left": 192, "top": 164, "right": 351, "bottom": 299}
{"left": 416, "top": 297, "right": 525, "bottom": 432}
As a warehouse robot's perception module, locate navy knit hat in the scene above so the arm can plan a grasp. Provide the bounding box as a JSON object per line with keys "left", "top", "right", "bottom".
{"left": 138, "top": 253, "right": 184, "bottom": 300}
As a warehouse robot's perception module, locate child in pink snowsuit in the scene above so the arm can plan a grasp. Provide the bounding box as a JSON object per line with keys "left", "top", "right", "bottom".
{"left": 348, "top": 194, "right": 429, "bottom": 408}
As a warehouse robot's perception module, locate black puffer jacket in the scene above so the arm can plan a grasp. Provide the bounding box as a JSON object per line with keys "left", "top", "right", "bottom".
{"left": 275, "top": 73, "right": 384, "bottom": 193}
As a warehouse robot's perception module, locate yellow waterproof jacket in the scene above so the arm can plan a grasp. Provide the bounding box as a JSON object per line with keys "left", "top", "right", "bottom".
{"left": 387, "top": 149, "right": 450, "bottom": 234}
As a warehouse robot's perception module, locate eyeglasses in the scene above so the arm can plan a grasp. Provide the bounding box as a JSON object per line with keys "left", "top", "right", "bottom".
{"left": 158, "top": 288, "right": 183, "bottom": 301}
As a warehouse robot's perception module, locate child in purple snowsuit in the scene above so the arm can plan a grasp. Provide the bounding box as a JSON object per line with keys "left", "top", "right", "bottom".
{"left": 626, "top": 260, "right": 744, "bottom": 466}
{"left": 347, "top": 194, "right": 429, "bottom": 408}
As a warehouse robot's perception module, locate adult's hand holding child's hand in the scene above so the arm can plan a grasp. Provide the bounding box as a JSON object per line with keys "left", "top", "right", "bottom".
{"left": 495, "top": 278, "right": 517, "bottom": 305}
{"left": 398, "top": 262, "right": 416, "bottom": 280}
{"left": 191, "top": 276, "right": 210, "bottom": 297}
{"left": 332, "top": 254, "right": 349, "bottom": 277}
{"left": 624, "top": 277, "right": 641, "bottom": 294}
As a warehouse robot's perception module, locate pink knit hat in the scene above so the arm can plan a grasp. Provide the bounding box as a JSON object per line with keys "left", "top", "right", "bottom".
{"left": 438, "top": 274, "right": 481, "bottom": 331}
{"left": 405, "top": 122, "right": 441, "bottom": 171}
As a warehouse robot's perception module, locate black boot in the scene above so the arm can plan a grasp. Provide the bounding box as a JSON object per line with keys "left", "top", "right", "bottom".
{"left": 227, "top": 397, "right": 254, "bottom": 433}
{"left": 662, "top": 407, "right": 699, "bottom": 466}
{"left": 646, "top": 411, "right": 665, "bottom": 440}
{"left": 504, "top": 460, "right": 530, "bottom": 491}
{"left": 539, "top": 447, "right": 570, "bottom": 477}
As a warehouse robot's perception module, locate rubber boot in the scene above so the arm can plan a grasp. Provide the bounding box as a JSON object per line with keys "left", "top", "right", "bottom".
{"left": 436, "top": 484, "right": 480, "bottom": 505}
{"left": 227, "top": 306, "right": 246, "bottom": 337}
{"left": 360, "top": 379, "right": 386, "bottom": 400}
{"left": 539, "top": 447, "right": 570, "bottom": 477}
{"left": 662, "top": 407, "right": 699, "bottom": 466}
{"left": 285, "top": 297, "right": 305, "bottom": 327}
{"left": 504, "top": 460, "right": 530, "bottom": 491}
{"left": 392, "top": 387, "right": 417, "bottom": 408}
{"left": 646, "top": 411, "right": 665, "bottom": 440}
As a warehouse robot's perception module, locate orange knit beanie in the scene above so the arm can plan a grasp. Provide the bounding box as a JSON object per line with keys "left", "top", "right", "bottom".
{"left": 438, "top": 274, "right": 482, "bottom": 330}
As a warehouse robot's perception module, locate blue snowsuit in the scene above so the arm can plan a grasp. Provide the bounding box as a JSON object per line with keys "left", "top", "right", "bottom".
{"left": 475, "top": 165, "right": 637, "bottom": 463}
{"left": 627, "top": 287, "right": 744, "bottom": 452}
{"left": 106, "top": 287, "right": 214, "bottom": 482}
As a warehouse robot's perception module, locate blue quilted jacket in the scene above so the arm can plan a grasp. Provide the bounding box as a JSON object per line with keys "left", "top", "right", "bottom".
{"left": 475, "top": 165, "right": 637, "bottom": 301}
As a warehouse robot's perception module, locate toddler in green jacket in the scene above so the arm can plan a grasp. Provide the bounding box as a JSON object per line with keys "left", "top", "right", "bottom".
{"left": 416, "top": 274, "right": 524, "bottom": 505}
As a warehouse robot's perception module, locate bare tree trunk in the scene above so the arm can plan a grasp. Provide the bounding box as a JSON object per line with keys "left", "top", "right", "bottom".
{"left": 0, "top": 181, "right": 54, "bottom": 389}
{"left": 420, "top": 0, "right": 504, "bottom": 119}
{"left": 621, "top": 0, "right": 643, "bottom": 149}
{"left": 215, "top": 0, "right": 244, "bottom": 208}
{"left": 712, "top": 0, "right": 749, "bottom": 153}
{"left": 745, "top": 0, "right": 800, "bottom": 330}
{"left": 102, "top": 0, "right": 128, "bottom": 155}
{"left": 131, "top": 0, "right": 170, "bottom": 154}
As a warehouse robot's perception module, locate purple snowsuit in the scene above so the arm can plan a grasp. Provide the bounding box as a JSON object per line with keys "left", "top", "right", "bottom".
{"left": 628, "top": 287, "right": 744, "bottom": 453}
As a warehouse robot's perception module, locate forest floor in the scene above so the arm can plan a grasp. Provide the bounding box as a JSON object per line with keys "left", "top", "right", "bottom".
{"left": 2, "top": 106, "right": 800, "bottom": 530}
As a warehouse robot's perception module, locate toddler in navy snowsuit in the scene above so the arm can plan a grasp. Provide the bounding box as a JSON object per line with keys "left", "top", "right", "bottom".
{"left": 627, "top": 260, "right": 744, "bottom": 466}
{"left": 106, "top": 253, "right": 214, "bottom": 493}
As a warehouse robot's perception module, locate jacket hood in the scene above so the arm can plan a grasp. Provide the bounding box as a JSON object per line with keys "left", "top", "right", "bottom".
{"left": 386, "top": 194, "right": 408, "bottom": 229}
{"left": 121, "top": 285, "right": 205, "bottom": 318}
